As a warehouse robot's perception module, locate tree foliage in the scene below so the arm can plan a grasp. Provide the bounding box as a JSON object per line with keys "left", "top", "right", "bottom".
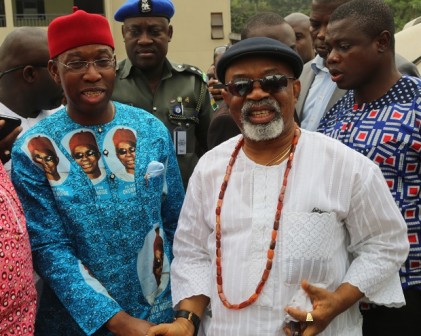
{"left": 231, "top": 0, "right": 421, "bottom": 34}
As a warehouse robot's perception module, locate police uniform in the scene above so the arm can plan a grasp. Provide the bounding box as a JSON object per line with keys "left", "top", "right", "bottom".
{"left": 113, "top": 0, "right": 212, "bottom": 189}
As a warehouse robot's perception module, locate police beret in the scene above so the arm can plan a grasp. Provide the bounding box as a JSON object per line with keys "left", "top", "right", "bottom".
{"left": 216, "top": 37, "right": 304, "bottom": 84}
{"left": 114, "top": 0, "right": 175, "bottom": 22}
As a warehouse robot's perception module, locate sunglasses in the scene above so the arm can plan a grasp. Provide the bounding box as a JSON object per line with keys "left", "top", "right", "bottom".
{"left": 224, "top": 75, "right": 295, "bottom": 97}
{"left": 73, "top": 149, "right": 98, "bottom": 160}
{"left": 117, "top": 146, "right": 136, "bottom": 155}
{"left": 34, "top": 154, "right": 55, "bottom": 163}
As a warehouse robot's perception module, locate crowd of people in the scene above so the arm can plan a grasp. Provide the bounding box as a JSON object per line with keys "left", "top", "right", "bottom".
{"left": 0, "top": 0, "right": 419, "bottom": 335}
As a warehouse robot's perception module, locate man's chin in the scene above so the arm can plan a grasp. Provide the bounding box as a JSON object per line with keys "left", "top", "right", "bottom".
{"left": 242, "top": 120, "right": 284, "bottom": 142}
{"left": 315, "top": 48, "right": 328, "bottom": 60}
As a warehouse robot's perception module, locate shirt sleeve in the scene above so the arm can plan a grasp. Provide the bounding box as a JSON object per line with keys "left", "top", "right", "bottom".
{"left": 161, "top": 130, "right": 185, "bottom": 247}
{"left": 11, "top": 145, "right": 122, "bottom": 335}
{"left": 343, "top": 162, "right": 409, "bottom": 306}
{"left": 170, "top": 161, "right": 213, "bottom": 307}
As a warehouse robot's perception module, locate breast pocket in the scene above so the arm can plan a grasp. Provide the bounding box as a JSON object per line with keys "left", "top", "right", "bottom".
{"left": 280, "top": 211, "right": 343, "bottom": 286}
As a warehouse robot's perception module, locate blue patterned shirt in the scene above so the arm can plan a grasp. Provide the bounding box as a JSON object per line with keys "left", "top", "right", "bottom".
{"left": 318, "top": 75, "right": 421, "bottom": 291}
{"left": 11, "top": 102, "right": 185, "bottom": 335}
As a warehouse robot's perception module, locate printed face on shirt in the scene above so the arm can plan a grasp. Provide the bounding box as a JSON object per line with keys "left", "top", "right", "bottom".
{"left": 325, "top": 17, "right": 385, "bottom": 91}
{"left": 48, "top": 45, "right": 116, "bottom": 124}
{"left": 31, "top": 149, "right": 60, "bottom": 181}
{"left": 122, "top": 17, "right": 173, "bottom": 70}
{"left": 72, "top": 145, "right": 101, "bottom": 179}
{"left": 221, "top": 55, "right": 300, "bottom": 142}
{"left": 116, "top": 141, "right": 136, "bottom": 174}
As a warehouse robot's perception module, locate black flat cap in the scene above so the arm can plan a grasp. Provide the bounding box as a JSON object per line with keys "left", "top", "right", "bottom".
{"left": 216, "top": 37, "right": 303, "bottom": 84}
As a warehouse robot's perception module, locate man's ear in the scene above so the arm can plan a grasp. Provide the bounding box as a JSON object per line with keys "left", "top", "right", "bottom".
{"left": 22, "top": 65, "right": 37, "bottom": 83}
{"left": 168, "top": 25, "right": 173, "bottom": 41}
{"left": 292, "top": 79, "right": 301, "bottom": 104}
{"left": 121, "top": 24, "right": 125, "bottom": 39}
{"left": 48, "top": 59, "right": 61, "bottom": 85}
{"left": 376, "top": 30, "right": 391, "bottom": 53}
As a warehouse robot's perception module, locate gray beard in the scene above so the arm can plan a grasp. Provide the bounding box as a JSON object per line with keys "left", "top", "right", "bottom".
{"left": 241, "top": 98, "right": 284, "bottom": 141}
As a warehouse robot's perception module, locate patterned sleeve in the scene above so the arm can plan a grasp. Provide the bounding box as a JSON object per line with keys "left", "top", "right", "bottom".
{"left": 11, "top": 142, "right": 121, "bottom": 335}
{"left": 161, "top": 129, "right": 185, "bottom": 248}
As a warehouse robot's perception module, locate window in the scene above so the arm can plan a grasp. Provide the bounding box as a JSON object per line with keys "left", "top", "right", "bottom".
{"left": 0, "top": 0, "right": 5, "bottom": 27}
{"left": 211, "top": 12, "right": 224, "bottom": 39}
{"left": 74, "top": 0, "right": 104, "bottom": 14}
{"left": 15, "top": 0, "right": 45, "bottom": 17}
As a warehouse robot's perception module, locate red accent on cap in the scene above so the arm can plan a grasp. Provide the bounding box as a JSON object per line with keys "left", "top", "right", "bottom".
{"left": 69, "top": 131, "right": 98, "bottom": 154}
{"left": 48, "top": 9, "right": 114, "bottom": 59}
{"left": 112, "top": 128, "right": 136, "bottom": 147}
{"left": 27, "top": 136, "right": 56, "bottom": 154}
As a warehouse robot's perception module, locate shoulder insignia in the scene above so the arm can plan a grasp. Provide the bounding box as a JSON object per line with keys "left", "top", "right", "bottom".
{"left": 172, "top": 63, "right": 207, "bottom": 83}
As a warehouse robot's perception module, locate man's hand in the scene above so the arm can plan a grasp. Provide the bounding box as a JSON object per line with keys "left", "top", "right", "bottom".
{"left": 208, "top": 78, "right": 224, "bottom": 101}
{"left": 147, "top": 317, "right": 194, "bottom": 336}
{"left": 284, "top": 280, "right": 363, "bottom": 336}
{"left": 105, "top": 311, "right": 155, "bottom": 336}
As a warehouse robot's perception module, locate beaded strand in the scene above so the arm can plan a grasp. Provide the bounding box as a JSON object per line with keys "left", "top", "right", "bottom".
{"left": 215, "top": 127, "right": 300, "bottom": 310}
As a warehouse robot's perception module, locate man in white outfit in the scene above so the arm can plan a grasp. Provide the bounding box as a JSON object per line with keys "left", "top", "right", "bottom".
{"left": 148, "top": 37, "right": 409, "bottom": 336}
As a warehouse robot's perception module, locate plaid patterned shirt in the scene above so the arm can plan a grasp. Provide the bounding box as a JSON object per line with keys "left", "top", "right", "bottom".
{"left": 319, "top": 75, "right": 421, "bottom": 290}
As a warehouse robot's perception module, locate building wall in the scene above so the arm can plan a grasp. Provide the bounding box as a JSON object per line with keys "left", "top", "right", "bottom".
{"left": 0, "top": 0, "right": 231, "bottom": 73}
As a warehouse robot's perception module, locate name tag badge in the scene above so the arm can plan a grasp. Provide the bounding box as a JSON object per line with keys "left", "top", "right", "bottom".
{"left": 173, "top": 129, "right": 187, "bottom": 155}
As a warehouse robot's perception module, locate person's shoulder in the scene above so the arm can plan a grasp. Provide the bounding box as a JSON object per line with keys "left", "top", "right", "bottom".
{"left": 24, "top": 108, "right": 67, "bottom": 133}
{"left": 395, "top": 53, "right": 420, "bottom": 77}
{"left": 115, "top": 58, "right": 132, "bottom": 78}
{"left": 114, "top": 101, "right": 168, "bottom": 132}
{"left": 170, "top": 62, "right": 207, "bottom": 83}
{"left": 301, "top": 129, "right": 374, "bottom": 163}
{"left": 402, "top": 74, "right": 421, "bottom": 85}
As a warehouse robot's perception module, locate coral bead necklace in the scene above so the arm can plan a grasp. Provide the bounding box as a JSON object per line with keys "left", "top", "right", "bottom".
{"left": 215, "top": 127, "right": 300, "bottom": 309}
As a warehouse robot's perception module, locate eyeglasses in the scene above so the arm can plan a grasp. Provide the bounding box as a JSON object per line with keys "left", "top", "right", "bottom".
{"left": 224, "top": 75, "right": 295, "bottom": 97}
{"left": 117, "top": 146, "right": 136, "bottom": 155}
{"left": 0, "top": 64, "right": 47, "bottom": 79}
{"left": 57, "top": 57, "right": 116, "bottom": 73}
{"left": 73, "top": 149, "right": 98, "bottom": 160}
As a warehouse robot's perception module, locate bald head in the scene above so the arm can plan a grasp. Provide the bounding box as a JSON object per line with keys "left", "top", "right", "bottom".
{"left": 241, "top": 12, "right": 297, "bottom": 51}
{"left": 0, "top": 27, "right": 50, "bottom": 70}
{"left": 285, "top": 13, "right": 315, "bottom": 63}
{"left": 0, "top": 27, "right": 63, "bottom": 118}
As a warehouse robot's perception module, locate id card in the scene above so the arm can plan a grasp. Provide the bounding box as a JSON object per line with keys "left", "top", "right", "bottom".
{"left": 173, "top": 129, "right": 187, "bottom": 155}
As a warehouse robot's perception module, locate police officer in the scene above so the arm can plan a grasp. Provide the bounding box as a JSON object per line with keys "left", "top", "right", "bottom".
{"left": 113, "top": 0, "right": 212, "bottom": 189}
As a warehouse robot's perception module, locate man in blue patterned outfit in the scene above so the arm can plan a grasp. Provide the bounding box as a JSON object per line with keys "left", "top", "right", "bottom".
{"left": 318, "top": 0, "right": 420, "bottom": 335}
{"left": 11, "top": 8, "right": 184, "bottom": 336}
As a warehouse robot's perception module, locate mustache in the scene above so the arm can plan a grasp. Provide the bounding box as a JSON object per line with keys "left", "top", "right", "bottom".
{"left": 241, "top": 97, "right": 282, "bottom": 118}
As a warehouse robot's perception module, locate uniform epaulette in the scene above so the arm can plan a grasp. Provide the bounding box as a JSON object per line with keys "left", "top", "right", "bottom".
{"left": 172, "top": 63, "right": 207, "bottom": 83}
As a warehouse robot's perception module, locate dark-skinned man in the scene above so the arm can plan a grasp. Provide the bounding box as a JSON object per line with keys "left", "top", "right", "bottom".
{"left": 112, "top": 0, "right": 212, "bottom": 189}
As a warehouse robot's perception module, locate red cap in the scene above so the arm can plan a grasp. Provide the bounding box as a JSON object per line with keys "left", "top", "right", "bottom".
{"left": 113, "top": 128, "right": 136, "bottom": 147}
{"left": 69, "top": 131, "right": 98, "bottom": 154}
{"left": 48, "top": 7, "right": 114, "bottom": 59}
